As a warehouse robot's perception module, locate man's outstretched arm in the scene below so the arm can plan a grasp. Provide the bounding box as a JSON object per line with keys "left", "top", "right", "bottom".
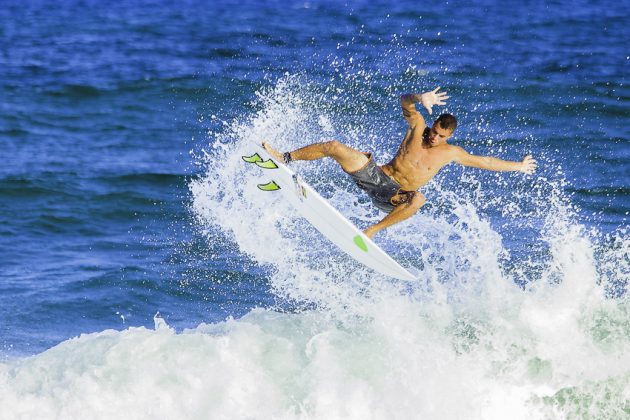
{"left": 452, "top": 146, "right": 537, "bottom": 174}
{"left": 400, "top": 87, "right": 449, "bottom": 128}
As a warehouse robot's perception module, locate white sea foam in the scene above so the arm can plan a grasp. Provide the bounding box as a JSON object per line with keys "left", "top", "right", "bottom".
{"left": 2, "top": 75, "right": 628, "bottom": 419}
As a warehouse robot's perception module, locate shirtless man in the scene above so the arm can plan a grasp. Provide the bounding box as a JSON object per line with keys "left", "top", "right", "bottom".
{"left": 263, "top": 87, "right": 537, "bottom": 238}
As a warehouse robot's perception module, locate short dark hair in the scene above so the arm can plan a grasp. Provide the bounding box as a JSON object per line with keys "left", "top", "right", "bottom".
{"left": 435, "top": 113, "right": 457, "bottom": 131}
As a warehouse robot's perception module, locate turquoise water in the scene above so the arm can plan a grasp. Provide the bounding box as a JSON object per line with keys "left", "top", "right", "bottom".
{"left": 1, "top": 1, "right": 628, "bottom": 418}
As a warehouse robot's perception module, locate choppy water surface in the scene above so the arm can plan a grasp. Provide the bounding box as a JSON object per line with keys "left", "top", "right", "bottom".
{"left": 0, "top": 1, "right": 628, "bottom": 419}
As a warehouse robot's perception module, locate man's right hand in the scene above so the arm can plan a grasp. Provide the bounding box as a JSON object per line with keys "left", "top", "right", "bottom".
{"left": 420, "top": 87, "right": 449, "bottom": 115}
{"left": 520, "top": 155, "right": 537, "bottom": 174}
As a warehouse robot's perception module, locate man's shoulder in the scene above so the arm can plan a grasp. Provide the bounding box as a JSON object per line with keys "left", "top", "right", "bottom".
{"left": 433, "top": 143, "right": 464, "bottom": 154}
{"left": 431, "top": 144, "right": 467, "bottom": 164}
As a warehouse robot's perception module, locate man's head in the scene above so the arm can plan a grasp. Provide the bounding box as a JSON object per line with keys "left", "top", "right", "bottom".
{"left": 428, "top": 113, "right": 457, "bottom": 146}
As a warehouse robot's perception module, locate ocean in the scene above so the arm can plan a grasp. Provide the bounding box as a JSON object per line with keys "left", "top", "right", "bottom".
{"left": 0, "top": 1, "right": 628, "bottom": 418}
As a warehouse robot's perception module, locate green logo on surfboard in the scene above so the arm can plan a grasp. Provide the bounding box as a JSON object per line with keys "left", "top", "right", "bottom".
{"left": 353, "top": 235, "right": 368, "bottom": 252}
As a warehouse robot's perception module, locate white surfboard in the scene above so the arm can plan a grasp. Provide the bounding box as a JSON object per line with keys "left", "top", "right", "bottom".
{"left": 243, "top": 142, "right": 417, "bottom": 281}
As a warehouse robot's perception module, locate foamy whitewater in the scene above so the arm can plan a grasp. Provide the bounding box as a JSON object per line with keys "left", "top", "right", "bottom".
{"left": 1, "top": 76, "right": 628, "bottom": 420}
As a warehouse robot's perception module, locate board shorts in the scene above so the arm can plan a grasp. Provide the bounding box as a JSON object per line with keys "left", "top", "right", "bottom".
{"left": 346, "top": 153, "right": 416, "bottom": 213}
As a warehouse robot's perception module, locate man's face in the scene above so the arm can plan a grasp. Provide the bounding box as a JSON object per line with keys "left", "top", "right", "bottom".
{"left": 428, "top": 123, "right": 454, "bottom": 146}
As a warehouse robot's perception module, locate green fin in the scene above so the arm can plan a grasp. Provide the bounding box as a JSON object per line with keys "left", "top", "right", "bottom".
{"left": 255, "top": 159, "right": 279, "bottom": 169}
{"left": 257, "top": 181, "right": 281, "bottom": 191}
{"left": 242, "top": 153, "right": 263, "bottom": 163}
{"left": 353, "top": 235, "right": 368, "bottom": 252}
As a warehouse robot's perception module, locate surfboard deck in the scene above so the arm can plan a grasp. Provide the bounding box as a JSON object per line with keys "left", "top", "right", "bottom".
{"left": 242, "top": 142, "right": 417, "bottom": 281}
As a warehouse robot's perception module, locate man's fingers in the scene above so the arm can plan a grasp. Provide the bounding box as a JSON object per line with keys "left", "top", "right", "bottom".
{"left": 423, "top": 88, "right": 447, "bottom": 112}
{"left": 521, "top": 155, "right": 537, "bottom": 174}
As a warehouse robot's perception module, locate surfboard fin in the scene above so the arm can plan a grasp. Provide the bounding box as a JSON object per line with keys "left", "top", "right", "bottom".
{"left": 257, "top": 181, "right": 281, "bottom": 191}
{"left": 242, "top": 153, "right": 263, "bottom": 164}
{"left": 255, "top": 159, "right": 279, "bottom": 169}
{"left": 243, "top": 153, "right": 279, "bottom": 169}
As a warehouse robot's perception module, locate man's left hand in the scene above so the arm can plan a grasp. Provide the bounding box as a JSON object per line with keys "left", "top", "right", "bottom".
{"left": 420, "top": 87, "right": 449, "bottom": 115}
{"left": 520, "top": 155, "right": 537, "bottom": 174}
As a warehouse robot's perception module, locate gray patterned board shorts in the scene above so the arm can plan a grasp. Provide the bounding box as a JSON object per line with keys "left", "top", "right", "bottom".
{"left": 346, "top": 153, "right": 415, "bottom": 213}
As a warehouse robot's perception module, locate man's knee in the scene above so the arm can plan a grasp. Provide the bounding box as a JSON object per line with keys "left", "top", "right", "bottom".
{"left": 392, "top": 191, "right": 425, "bottom": 210}
{"left": 321, "top": 140, "right": 366, "bottom": 172}
{"left": 323, "top": 140, "right": 344, "bottom": 155}
{"left": 409, "top": 192, "right": 426, "bottom": 210}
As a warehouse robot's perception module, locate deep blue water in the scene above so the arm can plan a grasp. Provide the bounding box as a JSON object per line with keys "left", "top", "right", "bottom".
{"left": 0, "top": 1, "right": 630, "bottom": 353}
{"left": 0, "top": 0, "right": 628, "bottom": 369}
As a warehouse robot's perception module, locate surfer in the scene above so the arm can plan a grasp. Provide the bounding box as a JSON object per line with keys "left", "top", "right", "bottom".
{"left": 263, "top": 87, "right": 537, "bottom": 238}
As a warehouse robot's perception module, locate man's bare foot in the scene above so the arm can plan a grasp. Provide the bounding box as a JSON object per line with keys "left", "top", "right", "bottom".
{"left": 262, "top": 142, "right": 286, "bottom": 163}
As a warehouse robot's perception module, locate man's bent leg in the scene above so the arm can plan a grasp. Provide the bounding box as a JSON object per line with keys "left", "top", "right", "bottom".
{"left": 363, "top": 192, "right": 426, "bottom": 239}
{"left": 263, "top": 141, "right": 368, "bottom": 173}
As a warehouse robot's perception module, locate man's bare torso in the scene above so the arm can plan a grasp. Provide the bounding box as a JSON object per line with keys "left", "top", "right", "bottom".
{"left": 381, "top": 126, "right": 454, "bottom": 191}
